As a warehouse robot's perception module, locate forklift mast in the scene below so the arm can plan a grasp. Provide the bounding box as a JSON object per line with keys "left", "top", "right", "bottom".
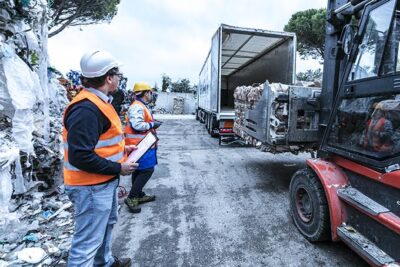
{"left": 320, "top": 0, "right": 370, "bottom": 138}
{"left": 320, "top": 0, "right": 350, "bottom": 129}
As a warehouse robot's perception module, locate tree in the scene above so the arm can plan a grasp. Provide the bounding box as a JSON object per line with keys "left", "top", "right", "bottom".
{"left": 297, "top": 69, "right": 323, "bottom": 82}
{"left": 284, "top": 8, "right": 326, "bottom": 60}
{"left": 171, "top": 78, "right": 191, "bottom": 93}
{"left": 161, "top": 74, "right": 171, "bottom": 92}
{"left": 47, "top": 0, "right": 120, "bottom": 37}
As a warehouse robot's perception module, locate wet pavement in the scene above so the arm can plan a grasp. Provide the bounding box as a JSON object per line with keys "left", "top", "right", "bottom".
{"left": 113, "top": 115, "right": 367, "bottom": 267}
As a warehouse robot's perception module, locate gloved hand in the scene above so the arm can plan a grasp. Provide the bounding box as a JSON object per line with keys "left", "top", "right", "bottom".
{"left": 152, "top": 121, "right": 162, "bottom": 129}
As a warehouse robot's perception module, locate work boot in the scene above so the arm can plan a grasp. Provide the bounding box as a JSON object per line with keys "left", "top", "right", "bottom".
{"left": 111, "top": 256, "right": 131, "bottom": 267}
{"left": 137, "top": 193, "right": 156, "bottom": 204}
{"left": 124, "top": 197, "right": 141, "bottom": 213}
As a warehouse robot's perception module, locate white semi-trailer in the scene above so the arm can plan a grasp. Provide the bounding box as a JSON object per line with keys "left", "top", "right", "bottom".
{"left": 196, "top": 24, "right": 296, "bottom": 142}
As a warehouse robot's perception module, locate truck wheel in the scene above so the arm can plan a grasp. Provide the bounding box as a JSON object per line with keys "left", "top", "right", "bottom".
{"left": 210, "top": 116, "right": 218, "bottom": 137}
{"left": 200, "top": 111, "right": 205, "bottom": 123}
{"left": 289, "top": 168, "right": 330, "bottom": 242}
{"left": 205, "top": 114, "right": 210, "bottom": 131}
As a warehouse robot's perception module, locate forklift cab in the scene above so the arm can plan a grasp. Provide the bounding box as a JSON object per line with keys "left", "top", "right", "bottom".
{"left": 322, "top": 0, "right": 400, "bottom": 172}
{"left": 290, "top": 0, "right": 400, "bottom": 265}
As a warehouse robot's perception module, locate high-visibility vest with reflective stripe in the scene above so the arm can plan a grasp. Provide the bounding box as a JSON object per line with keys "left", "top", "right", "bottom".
{"left": 63, "top": 89, "right": 125, "bottom": 186}
{"left": 125, "top": 100, "right": 155, "bottom": 145}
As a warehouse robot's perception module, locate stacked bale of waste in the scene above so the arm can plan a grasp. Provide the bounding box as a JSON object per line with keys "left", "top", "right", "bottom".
{"left": 233, "top": 83, "right": 264, "bottom": 146}
{"left": 233, "top": 82, "right": 294, "bottom": 152}
{"left": 173, "top": 96, "right": 185, "bottom": 114}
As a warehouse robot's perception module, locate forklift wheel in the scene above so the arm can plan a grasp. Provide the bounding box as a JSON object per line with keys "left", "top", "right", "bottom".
{"left": 289, "top": 168, "right": 331, "bottom": 242}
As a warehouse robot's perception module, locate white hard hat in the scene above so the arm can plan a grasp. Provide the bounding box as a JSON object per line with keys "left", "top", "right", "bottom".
{"left": 80, "top": 50, "right": 121, "bottom": 78}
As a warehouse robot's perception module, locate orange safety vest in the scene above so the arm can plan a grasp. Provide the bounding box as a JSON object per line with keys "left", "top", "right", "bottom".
{"left": 364, "top": 117, "right": 392, "bottom": 153}
{"left": 124, "top": 100, "right": 155, "bottom": 146}
{"left": 63, "top": 89, "right": 125, "bottom": 186}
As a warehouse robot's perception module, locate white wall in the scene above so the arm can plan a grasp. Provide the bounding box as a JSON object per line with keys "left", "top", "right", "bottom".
{"left": 155, "top": 92, "right": 196, "bottom": 114}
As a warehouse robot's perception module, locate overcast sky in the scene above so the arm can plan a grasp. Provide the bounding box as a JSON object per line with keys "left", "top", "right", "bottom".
{"left": 48, "top": 0, "right": 327, "bottom": 89}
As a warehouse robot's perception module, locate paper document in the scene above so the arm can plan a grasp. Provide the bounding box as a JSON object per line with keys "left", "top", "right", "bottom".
{"left": 126, "top": 132, "right": 158, "bottom": 163}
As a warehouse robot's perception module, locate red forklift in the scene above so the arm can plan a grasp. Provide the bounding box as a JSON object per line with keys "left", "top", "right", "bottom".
{"left": 289, "top": 0, "right": 400, "bottom": 266}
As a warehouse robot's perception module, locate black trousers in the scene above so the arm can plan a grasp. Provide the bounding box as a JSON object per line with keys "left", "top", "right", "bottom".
{"left": 128, "top": 168, "right": 154, "bottom": 198}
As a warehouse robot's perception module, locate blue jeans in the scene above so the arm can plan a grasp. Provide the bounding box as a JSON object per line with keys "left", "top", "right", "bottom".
{"left": 65, "top": 178, "right": 119, "bottom": 267}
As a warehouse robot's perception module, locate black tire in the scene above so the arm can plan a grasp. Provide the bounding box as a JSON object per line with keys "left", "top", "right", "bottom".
{"left": 210, "top": 116, "right": 219, "bottom": 137}
{"left": 195, "top": 110, "right": 200, "bottom": 121}
{"left": 200, "top": 111, "right": 205, "bottom": 124}
{"left": 289, "top": 168, "right": 331, "bottom": 242}
{"left": 206, "top": 114, "right": 211, "bottom": 133}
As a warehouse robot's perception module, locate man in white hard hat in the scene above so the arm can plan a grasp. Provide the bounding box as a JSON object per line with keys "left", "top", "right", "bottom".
{"left": 63, "top": 50, "right": 137, "bottom": 267}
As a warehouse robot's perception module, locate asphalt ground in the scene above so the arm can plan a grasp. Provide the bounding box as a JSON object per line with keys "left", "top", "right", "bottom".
{"left": 113, "top": 115, "right": 367, "bottom": 267}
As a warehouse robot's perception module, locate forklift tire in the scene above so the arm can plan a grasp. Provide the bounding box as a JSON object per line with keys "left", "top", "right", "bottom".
{"left": 289, "top": 168, "right": 331, "bottom": 242}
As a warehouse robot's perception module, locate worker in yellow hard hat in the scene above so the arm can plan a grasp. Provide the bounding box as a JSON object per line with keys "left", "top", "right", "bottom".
{"left": 133, "top": 82, "right": 153, "bottom": 93}
{"left": 124, "top": 82, "right": 162, "bottom": 213}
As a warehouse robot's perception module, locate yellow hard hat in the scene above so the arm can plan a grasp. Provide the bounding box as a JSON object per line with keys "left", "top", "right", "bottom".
{"left": 133, "top": 82, "right": 153, "bottom": 93}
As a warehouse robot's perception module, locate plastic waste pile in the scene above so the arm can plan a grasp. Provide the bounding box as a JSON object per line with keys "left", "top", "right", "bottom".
{"left": 0, "top": 191, "right": 74, "bottom": 266}
{"left": 0, "top": 1, "right": 71, "bottom": 265}
{"left": 153, "top": 107, "right": 169, "bottom": 114}
{"left": 62, "top": 70, "right": 83, "bottom": 101}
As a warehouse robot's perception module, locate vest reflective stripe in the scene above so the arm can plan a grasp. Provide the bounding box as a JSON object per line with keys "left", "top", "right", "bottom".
{"left": 63, "top": 89, "right": 125, "bottom": 186}
{"left": 105, "top": 151, "right": 124, "bottom": 162}
{"left": 125, "top": 100, "right": 155, "bottom": 146}
{"left": 95, "top": 134, "right": 124, "bottom": 149}
{"left": 63, "top": 134, "right": 124, "bottom": 150}
{"left": 64, "top": 151, "right": 124, "bottom": 172}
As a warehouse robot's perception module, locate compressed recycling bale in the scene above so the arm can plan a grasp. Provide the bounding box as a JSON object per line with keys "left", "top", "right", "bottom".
{"left": 233, "top": 84, "right": 265, "bottom": 140}
{"left": 247, "top": 84, "right": 264, "bottom": 104}
{"left": 172, "top": 97, "right": 184, "bottom": 114}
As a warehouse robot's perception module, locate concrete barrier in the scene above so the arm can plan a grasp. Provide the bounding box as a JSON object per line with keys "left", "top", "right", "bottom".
{"left": 154, "top": 92, "right": 196, "bottom": 114}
